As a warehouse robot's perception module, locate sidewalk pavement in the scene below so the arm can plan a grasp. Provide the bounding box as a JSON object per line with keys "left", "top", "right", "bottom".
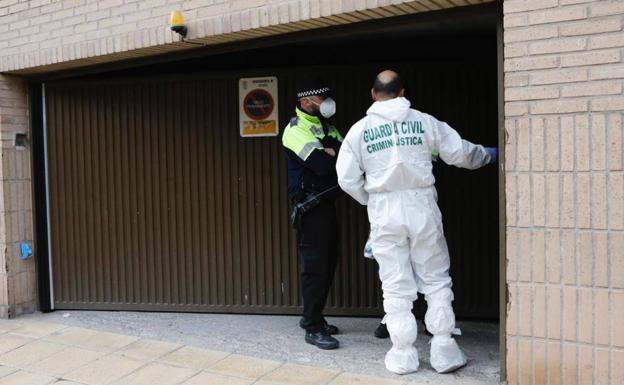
{"left": 0, "top": 318, "right": 495, "bottom": 385}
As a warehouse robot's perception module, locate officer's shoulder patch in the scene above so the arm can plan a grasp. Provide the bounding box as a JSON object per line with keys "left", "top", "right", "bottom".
{"left": 290, "top": 116, "right": 299, "bottom": 126}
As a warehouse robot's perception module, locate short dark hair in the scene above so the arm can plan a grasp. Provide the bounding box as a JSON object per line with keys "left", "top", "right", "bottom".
{"left": 373, "top": 74, "right": 403, "bottom": 97}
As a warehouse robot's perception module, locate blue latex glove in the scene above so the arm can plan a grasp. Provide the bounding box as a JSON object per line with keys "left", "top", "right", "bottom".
{"left": 485, "top": 147, "right": 497, "bottom": 164}
{"left": 363, "top": 240, "right": 374, "bottom": 259}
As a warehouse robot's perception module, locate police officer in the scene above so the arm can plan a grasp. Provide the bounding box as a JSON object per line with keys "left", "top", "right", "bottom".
{"left": 282, "top": 78, "right": 342, "bottom": 350}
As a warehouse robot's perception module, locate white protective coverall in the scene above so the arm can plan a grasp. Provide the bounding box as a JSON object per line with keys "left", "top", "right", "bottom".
{"left": 336, "top": 97, "right": 493, "bottom": 374}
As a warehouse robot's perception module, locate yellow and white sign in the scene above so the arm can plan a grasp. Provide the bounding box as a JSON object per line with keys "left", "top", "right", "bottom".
{"left": 239, "top": 77, "right": 279, "bottom": 137}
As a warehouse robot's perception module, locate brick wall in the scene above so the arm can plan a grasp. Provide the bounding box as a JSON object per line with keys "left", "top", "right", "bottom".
{"left": 0, "top": 74, "right": 35, "bottom": 318}
{"left": 0, "top": 0, "right": 490, "bottom": 73}
{"left": 504, "top": 0, "right": 624, "bottom": 383}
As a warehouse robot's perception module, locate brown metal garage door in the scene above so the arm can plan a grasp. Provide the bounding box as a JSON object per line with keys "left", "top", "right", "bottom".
{"left": 45, "top": 72, "right": 376, "bottom": 315}
{"left": 45, "top": 62, "right": 498, "bottom": 318}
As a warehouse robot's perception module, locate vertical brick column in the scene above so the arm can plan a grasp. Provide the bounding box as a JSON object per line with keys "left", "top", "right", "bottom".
{"left": 0, "top": 74, "right": 36, "bottom": 318}
{"left": 504, "top": 0, "right": 624, "bottom": 383}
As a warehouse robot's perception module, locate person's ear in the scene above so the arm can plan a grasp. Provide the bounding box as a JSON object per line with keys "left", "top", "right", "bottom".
{"left": 371, "top": 88, "right": 376, "bottom": 101}
{"left": 399, "top": 88, "right": 405, "bottom": 97}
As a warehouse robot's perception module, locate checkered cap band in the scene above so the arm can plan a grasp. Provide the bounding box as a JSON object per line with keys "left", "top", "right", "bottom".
{"left": 297, "top": 87, "right": 330, "bottom": 98}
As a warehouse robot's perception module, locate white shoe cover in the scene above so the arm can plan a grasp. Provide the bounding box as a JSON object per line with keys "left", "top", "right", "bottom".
{"left": 385, "top": 347, "right": 419, "bottom": 374}
{"left": 430, "top": 335, "right": 467, "bottom": 373}
{"left": 383, "top": 298, "right": 419, "bottom": 375}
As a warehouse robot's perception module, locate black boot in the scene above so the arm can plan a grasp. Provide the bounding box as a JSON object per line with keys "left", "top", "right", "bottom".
{"left": 305, "top": 331, "right": 340, "bottom": 350}
{"left": 422, "top": 320, "right": 433, "bottom": 336}
{"left": 374, "top": 323, "right": 390, "bottom": 339}
{"left": 322, "top": 320, "right": 339, "bottom": 335}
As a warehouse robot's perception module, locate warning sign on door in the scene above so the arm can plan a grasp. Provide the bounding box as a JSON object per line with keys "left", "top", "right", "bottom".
{"left": 239, "top": 77, "right": 279, "bottom": 137}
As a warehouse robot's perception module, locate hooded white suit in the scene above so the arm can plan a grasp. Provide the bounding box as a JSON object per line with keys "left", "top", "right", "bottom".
{"left": 336, "top": 97, "right": 493, "bottom": 374}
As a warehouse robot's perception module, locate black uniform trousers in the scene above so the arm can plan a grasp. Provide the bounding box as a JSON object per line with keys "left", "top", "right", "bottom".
{"left": 297, "top": 200, "right": 339, "bottom": 333}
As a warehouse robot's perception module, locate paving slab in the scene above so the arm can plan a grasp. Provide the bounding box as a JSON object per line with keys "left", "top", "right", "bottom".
{"left": 112, "top": 362, "right": 198, "bottom": 385}
{"left": 158, "top": 346, "right": 230, "bottom": 370}
{"left": 63, "top": 354, "right": 146, "bottom": 385}
{"left": 0, "top": 335, "right": 33, "bottom": 355}
{"left": 0, "top": 321, "right": 23, "bottom": 334}
{"left": 0, "top": 366, "right": 17, "bottom": 378}
{"left": 206, "top": 353, "right": 282, "bottom": 380}
{"left": 180, "top": 372, "right": 254, "bottom": 385}
{"left": 43, "top": 327, "right": 100, "bottom": 346}
{"left": 0, "top": 340, "right": 66, "bottom": 368}
{"left": 261, "top": 362, "right": 341, "bottom": 385}
{"left": 404, "top": 376, "right": 501, "bottom": 385}
{"left": 9, "top": 322, "right": 68, "bottom": 338}
{"left": 26, "top": 346, "right": 106, "bottom": 377}
{"left": 117, "top": 339, "right": 183, "bottom": 361}
{"left": 0, "top": 370, "right": 56, "bottom": 385}
{"left": 329, "top": 372, "right": 406, "bottom": 385}
{"left": 73, "top": 331, "right": 139, "bottom": 352}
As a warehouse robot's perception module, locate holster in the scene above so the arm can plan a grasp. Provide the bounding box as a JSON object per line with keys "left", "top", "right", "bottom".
{"left": 289, "top": 191, "right": 322, "bottom": 230}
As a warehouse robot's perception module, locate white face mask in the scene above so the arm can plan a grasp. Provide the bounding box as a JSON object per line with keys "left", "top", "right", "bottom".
{"left": 308, "top": 97, "right": 336, "bottom": 118}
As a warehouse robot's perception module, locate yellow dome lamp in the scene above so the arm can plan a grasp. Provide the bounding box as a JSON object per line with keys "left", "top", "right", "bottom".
{"left": 170, "top": 10, "right": 187, "bottom": 39}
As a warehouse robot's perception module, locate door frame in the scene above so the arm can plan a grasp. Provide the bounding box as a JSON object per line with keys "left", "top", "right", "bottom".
{"left": 496, "top": 7, "right": 507, "bottom": 382}
{"left": 29, "top": 2, "right": 507, "bottom": 379}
